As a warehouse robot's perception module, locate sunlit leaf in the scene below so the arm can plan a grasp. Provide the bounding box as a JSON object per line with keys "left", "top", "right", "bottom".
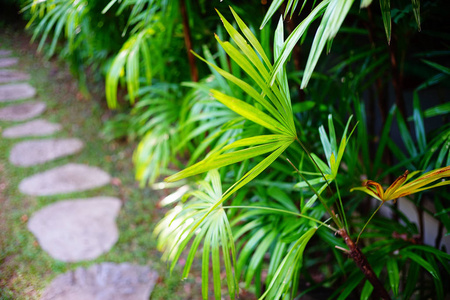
{"left": 259, "top": 228, "right": 316, "bottom": 300}
{"left": 301, "top": 0, "right": 355, "bottom": 88}
{"left": 380, "top": 0, "right": 391, "bottom": 44}
{"left": 271, "top": 0, "right": 329, "bottom": 86}
{"left": 260, "top": 0, "right": 284, "bottom": 29}
{"left": 351, "top": 166, "right": 450, "bottom": 201}
{"left": 411, "top": 0, "right": 421, "bottom": 31}
{"left": 155, "top": 170, "right": 237, "bottom": 299}
{"left": 360, "top": 0, "right": 373, "bottom": 8}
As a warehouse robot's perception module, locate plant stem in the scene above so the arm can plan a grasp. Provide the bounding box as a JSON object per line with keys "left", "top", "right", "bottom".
{"left": 286, "top": 158, "right": 342, "bottom": 228}
{"left": 180, "top": 0, "right": 198, "bottom": 82}
{"left": 356, "top": 201, "right": 384, "bottom": 244}
{"left": 334, "top": 180, "right": 348, "bottom": 233}
{"left": 295, "top": 137, "right": 331, "bottom": 188}
{"left": 388, "top": 29, "right": 407, "bottom": 120}
{"left": 292, "top": 139, "right": 343, "bottom": 228}
{"left": 222, "top": 205, "right": 337, "bottom": 231}
{"left": 338, "top": 228, "right": 392, "bottom": 300}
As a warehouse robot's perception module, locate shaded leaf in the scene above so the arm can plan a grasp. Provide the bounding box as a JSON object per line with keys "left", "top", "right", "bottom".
{"left": 380, "top": 0, "right": 391, "bottom": 44}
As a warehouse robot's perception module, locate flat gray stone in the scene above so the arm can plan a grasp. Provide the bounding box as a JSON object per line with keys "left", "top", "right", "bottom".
{"left": 2, "top": 119, "right": 61, "bottom": 138}
{"left": 28, "top": 197, "right": 121, "bottom": 262}
{"left": 0, "top": 101, "right": 46, "bottom": 121}
{"left": 10, "top": 138, "right": 84, "bottom": 167}
{"left": 0, "top": 58, "right": 18, "bottom": 68}
{"left": 19, "top": 163, "right": 111, "bottom": 196}
{"left": 41, "top": 262, "right": 158, "bottom": 300}
{"left": 0, "top": 50, "right": 12, "bottom": 56}
{"left": 0, "top": 70, "right": 30, "bottom": 83}
{"left": 0, "top": 83, "right": 36, "bottom": 102}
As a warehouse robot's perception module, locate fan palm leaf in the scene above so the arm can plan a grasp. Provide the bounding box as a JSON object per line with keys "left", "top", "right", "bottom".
{"left": 166, "top": 8, "right": 297, "bottom": 202}
{"left": 155, "top": 170, "right": 237, "bottom": 299}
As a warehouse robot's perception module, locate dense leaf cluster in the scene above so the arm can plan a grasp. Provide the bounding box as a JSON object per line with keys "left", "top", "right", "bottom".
{"left": 21, "top": 0, "right": 450, "bottom": 298}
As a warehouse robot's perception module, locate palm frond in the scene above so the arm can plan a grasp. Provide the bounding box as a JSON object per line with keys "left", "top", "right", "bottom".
{"left": 131, "top": 84, "right": 181, "bottom": 185}
{"left": 24, "top": 0, "right": 89, "bottom": 58}
{"left": 260, "top": 228, "right": 316, "bottom": 300}
{"left": 166, "top": 8, "right": 297, "bottom": 205}
{"left": 105, "top": 28, "right": 153, "bottom": 108}
{"left": 380, "top": 0, "right": 391, "bottom": 44}
{"left": 294, "top": 115, "right": 354, "bottom": 209}
{"left": 155, "top": 170, "right": 237, "bottom": 299}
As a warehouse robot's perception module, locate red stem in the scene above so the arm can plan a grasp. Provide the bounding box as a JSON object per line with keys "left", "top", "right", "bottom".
{"left": 180, "top": 0, "right": 198, "bottom": 82}
{"left": 338, "top": 229, "right": 391, "bottom": 300}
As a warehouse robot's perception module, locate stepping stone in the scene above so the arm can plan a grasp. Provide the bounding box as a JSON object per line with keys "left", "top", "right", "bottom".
{"left": 28, "top": 197, "right": 121, "bottom": 262}
{"left": 0, "top": 57, "right": 18, "bottom": 68}
{"left": 0, "top": 101, "right": 46, "bottom": 121}
{"left": 10, "top": 138, "right": 84, "bottom": 167}
{"left": 0, "top": 70, "right": 30, "bottom": 83}
{"left": 2, "top": 119, "right": 61, "bottom": 138}
{"left": 41, "top": 262, "right": 158, "bottom": 300}
{"left": 0, "top": 50, "right": 12, "bottom": 56}
{"left": 19, "top": 163, "right": 111, "bottom": 196}
{"left": 0, "top": 83, "right": 36, "bottom": 102}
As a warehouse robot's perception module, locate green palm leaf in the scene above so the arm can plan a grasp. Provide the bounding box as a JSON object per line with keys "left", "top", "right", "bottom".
{"left": 360, "top": 0, "right": 374, "bottom": 8}
{"left": 166, "top": 8, "right": 297, "bottom": 202}
{"left": 380, "top": 0, "right": 391, "bottom": 44}
{"left": 411, "top": 0, "right": 421, "bottom": 30}
{"left": 106, "top": 29, "right": 153, "bottom": 108}
{"left": 301, "top": 0, "right": 355, "bottom": 88}
{"left": 155, "top": 170, "right": 237, "bottom": 299}
{"left": 294, "top": 115, "right": 354, "bottom": 209}
{"left": 259, "top": 228, "right": 317, "bottom": 300}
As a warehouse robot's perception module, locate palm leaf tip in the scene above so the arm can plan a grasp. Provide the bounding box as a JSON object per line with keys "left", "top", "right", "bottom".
{"left": 351, "top": 166, "right": 450, "bottom": 201}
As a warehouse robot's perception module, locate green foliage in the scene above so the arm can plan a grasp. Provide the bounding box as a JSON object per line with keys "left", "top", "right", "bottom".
{"left": 156, "top": 170, "right": 237, "bottom": 299}
{"left": 158, "top": 5, "right": 449, "bottom": 299}
{"left": 22, "top": 0, "right": 128, "bottom": 93}
{"left": 23, "top": 0, "right": 450, "bottom": 298}
{"left": 105, "top": 0, "right": 183, "bottom": 107}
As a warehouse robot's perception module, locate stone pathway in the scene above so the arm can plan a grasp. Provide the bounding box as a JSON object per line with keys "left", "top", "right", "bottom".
{"left": 2, "top": 119, "right": 61, "bottom": 138}
{"left": 0, "top": 49, "right": 12, "bottom": 56}
{"left": 19, "top": 163, "right": 111, "bottom": 195}
{"left": 0, "top": 57, "right": 18, "bottom": 68}
{"left": 28, "top": 197, "right": 122, "bottom": 262}
{"left": 0, "top": 101, "right": 46, "bottom": 121}
{"left": 0, "top": 82, "right": 36, "bottom": 102}
{"left": 0, "top": 69, "right": 30, "bottom": 83}
{"left": 40, "top": 263, "right": 158, "bottom": 300}
{"left": 0, "top": 49, "right": 157, "bottom": 299}
{"left": 10, "top": 138, "right": 84, "bottom": 167}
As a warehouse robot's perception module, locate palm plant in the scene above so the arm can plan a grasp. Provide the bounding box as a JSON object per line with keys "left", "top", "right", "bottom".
{"left": 155, "top": 5, "right": 450, "bottom": 299}
{"left": 19, "top": 0, "right": 450, "bottom": 298}
{"left": 21, "top": 0, "right": 127, "bottom": 94}
{"left": 104, "top": 0, "right": 185, "bottom": 107}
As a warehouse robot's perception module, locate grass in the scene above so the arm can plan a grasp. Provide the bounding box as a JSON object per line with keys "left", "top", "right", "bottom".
{"left": 0, "top": 28, "right": 202, "bottom": 300}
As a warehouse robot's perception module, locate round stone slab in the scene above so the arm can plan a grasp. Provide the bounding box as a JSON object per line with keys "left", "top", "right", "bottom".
{"left": 28, "top": 197, "right": 121, "bottom": 262}
{"left": 0, "top": 101, "right": 46, "bottom": 121}
{"left": 19, "top": 163, "right": 111, "bottom": 196}
{"left": 0, "top": 50, "right": 12, "bottom": 56}
{"left": 0, "top": 70, "right": 30, "bottom": 83}
{"left": 41, "top": 263, "right": 158, "bottom": 300}
{"left": 0, "top": 83, "right": 36, "bottom": 102}
{"left": 10, "top": 138, "right": 84, "bottom": 167}
{"left": 2, "top": 119, "right": 61, "bottom": 138}
{"left": 0, "top": 57, "right": 18, "bottom": 68}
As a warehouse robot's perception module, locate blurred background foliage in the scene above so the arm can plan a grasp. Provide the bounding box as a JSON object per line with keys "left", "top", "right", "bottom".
{"left": 5, "top": 0, "right": 450, "bottom": 298}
